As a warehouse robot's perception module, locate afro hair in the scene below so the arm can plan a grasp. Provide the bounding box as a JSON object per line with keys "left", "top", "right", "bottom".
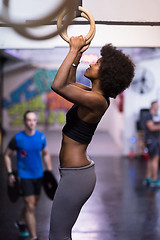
{"left": 98, "top": 44, "right": 135, "bottom": 98}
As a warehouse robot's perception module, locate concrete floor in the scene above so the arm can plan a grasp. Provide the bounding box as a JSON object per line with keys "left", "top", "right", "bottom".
{"left": 1, "top": 154, "right": 160, "bottom": 240}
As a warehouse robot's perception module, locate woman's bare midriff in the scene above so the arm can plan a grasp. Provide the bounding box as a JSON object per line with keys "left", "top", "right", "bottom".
{"left": 59, "top": 134, "right": 91, "bottom": 168}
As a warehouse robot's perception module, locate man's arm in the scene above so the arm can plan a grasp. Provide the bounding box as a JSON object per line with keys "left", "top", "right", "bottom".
{"left": 146, "top": 120, "right": 160, "bottom": 131}
{"left": 4, "top": 148, "right": 14, "bottom": 173}
{"left": 4, "top": 147, "right": 15, "bottom": 186}
{"left": 42, "top": 147, "right": 52, "bottom": 171}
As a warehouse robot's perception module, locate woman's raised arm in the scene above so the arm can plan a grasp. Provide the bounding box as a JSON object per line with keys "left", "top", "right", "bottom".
{"left": 51, "top": 36, "right": 86, "bottom": 92}
{"left": 50, "top": 36, "right": 96, "bottom": 107}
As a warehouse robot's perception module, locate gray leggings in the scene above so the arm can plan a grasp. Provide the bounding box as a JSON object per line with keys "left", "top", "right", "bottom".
{"left": 49, "top": 160, "right": 96, "bottom": 240}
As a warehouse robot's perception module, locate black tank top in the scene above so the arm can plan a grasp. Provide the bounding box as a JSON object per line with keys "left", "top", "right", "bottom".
{"left": 62, "top": 98, "right": 110, "bottom": 144}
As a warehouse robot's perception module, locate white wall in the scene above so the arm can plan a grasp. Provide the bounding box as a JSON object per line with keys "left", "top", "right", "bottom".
{"left": 98, "top": 98, "right": 124, "bottom": 148}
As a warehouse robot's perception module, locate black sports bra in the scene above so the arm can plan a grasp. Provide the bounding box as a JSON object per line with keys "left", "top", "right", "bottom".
{"left": 62, "top": 98, "right": 110, "bottom": 144}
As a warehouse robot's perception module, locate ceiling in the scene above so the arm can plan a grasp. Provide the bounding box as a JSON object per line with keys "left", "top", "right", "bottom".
{"left": 1, "top": 47, "right": 101, "bottom": 71}
{"left": 1, "top": 46, "right": 160, "bottom": 73}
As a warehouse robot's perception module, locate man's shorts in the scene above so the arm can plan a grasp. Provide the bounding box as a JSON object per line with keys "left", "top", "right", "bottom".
{"left": 146, "top": 138, "right": 160, "bottom": 158}
{"left": 20, "top": 178, "right": 43, "bottom": 196}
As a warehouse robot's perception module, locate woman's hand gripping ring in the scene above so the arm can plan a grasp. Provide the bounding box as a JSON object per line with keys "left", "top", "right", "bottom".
{"left": 57, "top": 6, "right": 96, "bottom": 44}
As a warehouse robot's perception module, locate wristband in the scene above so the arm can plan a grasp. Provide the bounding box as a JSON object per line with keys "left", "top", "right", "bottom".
{"left": 72, "top": 63, "right": 79, "bottom": 68}
{"left": 8, "top": 171, "right": 13, "bottom": 176}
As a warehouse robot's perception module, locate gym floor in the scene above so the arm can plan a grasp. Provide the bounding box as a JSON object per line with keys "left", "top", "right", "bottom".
{"left": 1, "top": 132, "right": 160, "bottom": 240}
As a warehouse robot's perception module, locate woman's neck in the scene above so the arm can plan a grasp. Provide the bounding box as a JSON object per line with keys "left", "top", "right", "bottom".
{"left": 91, "top": 79, "right": 103, "bottom": 95}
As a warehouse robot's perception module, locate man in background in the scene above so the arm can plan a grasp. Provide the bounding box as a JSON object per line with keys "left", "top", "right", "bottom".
{"left": 4, "top": 110, "right": 52, "bottom": 240}
{"left": 143, "top": 101, "right": 160, "bottom": 187}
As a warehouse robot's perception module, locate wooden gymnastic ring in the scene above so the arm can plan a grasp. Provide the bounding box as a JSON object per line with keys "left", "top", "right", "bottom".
{"left": 81, "top": 12, "right": 96, "bottom": 43}
{"left": 61, "top": 11, "right": 95, "bottom": 44}
{"left": 0, "top": 0, "right": 75, "bottom": 28}
{"left": 57, "top": 6, "right": 96, "bottom": 44}
{"left": 13, "top": 8, "right": 75, "bottom": 40}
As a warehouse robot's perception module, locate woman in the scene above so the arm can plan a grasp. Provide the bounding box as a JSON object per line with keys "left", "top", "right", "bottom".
{"left": 49, "top": 36, "right": 135, "bottom": 240}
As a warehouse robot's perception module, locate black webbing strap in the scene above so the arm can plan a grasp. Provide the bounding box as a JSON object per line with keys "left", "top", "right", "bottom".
{"left": 76, "top": 0, "right": 82, "bottom": 17}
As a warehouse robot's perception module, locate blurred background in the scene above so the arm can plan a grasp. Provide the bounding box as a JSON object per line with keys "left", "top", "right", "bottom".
{"left": 1, "top": 1, "right": 160, "bottom": 240}
{"left": 1, "top": 0, "right": 160, "bottom": 158}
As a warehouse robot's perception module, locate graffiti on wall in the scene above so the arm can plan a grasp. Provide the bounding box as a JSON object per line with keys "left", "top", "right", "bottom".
{"left": 3, "top": 69, "right": 74, "bottom": 129}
